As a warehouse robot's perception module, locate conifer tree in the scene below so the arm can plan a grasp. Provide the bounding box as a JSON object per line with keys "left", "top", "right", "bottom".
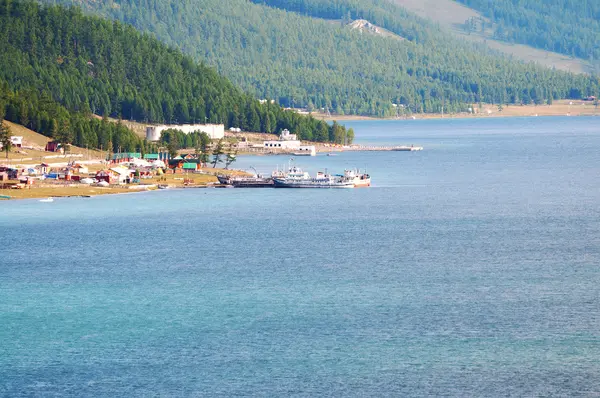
{"left": 0, "top": 122, "right": 11, "bottom": 161}
{"left": 211, "top": 138, "right": 225, "bottom": 168}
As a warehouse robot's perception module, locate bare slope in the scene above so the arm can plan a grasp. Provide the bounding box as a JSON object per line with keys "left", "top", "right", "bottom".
{"left": 2, "top": 121, "right": 105, "bottom": 162}
{"left": 391, "top": 0, "right": 591, "bottom": 74}
{"left": 347, "top": 19, "right": 405, "bottom": 41}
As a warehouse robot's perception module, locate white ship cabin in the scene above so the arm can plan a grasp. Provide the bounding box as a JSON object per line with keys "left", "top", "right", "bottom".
{"left": 285, "top": 166, "right": 310, "bottom": 180}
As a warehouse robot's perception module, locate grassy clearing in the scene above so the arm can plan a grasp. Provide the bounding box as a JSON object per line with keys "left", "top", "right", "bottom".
{"left": 2, "top": 120, "right": 107, "bottom": 162}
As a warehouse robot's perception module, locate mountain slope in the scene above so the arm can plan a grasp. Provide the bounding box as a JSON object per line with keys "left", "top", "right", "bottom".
{"left": 390, "top": 0, "right": 592, "bottom": 74}
{"left": 0, "top": 0, "right": 344, "bottom": 147}
{"left": 37, "top": 0, "right": 599, "bottom": 117}
{"left": 454, "top": 0, "right": 600, "bottom": 64}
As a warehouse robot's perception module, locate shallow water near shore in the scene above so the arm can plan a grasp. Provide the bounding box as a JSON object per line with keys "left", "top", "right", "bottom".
{"left": 2, "top": 116, "right": 600, "bottom": 396}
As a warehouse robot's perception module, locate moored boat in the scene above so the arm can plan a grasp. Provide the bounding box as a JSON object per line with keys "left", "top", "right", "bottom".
{"left": 344, "top": 169, "right": 371, "bottom": 187}
{"left": 273, "top": 167, "right": 354, "bottom": 188}
{"left": 217, "top": 173, "right": 274, "bottom": 188}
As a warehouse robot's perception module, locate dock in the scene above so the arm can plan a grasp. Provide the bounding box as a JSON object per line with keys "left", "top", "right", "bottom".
{"left": 239, "top": 144, "right": 423, "bottom": 155}
{"left": 343, "top": 145, "right": 423, "bottom": 152}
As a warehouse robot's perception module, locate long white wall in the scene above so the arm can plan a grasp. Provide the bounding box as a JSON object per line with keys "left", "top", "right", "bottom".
{"left": 146, "top": 124, "right": 225, "bottom": 141}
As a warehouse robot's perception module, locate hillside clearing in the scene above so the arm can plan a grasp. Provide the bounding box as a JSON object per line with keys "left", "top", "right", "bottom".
{"left": 1, "top": 121, "right": 106, "bottom": 163}
{"left": 390, "top": 0, "right": 591, "bottom": 74}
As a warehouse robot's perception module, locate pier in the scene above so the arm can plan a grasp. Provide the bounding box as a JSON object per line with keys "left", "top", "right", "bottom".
{"left": 240, "top": 145, "right": 423, "bottom": 155}
{"left": 342, "top": 145, "right": 423, "bottom": 152}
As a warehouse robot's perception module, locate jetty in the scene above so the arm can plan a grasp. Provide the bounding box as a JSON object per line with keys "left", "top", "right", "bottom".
{"left": 344, "top": 145, "right": 423, "bottom": 152}
{"left": 241, "top": 144, "right": 423, "bottom": 155}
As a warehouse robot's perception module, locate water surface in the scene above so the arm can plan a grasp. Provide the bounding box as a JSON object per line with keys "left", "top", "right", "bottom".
{"left": 2, "top": 116, "right": 599, "bottom": 396}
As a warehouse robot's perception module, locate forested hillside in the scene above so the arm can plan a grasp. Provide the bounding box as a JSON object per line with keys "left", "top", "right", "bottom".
{"left": 0, "top": 82, "right": 146, "bottom": 153}
{"left": 454, "top": 0, "right": 600, "bottom": 62}
{"left": 0, "top": 0, "right": 347, "bottom": 151}
{"left": 37, "top": 0, "right": 599, "bottom": 116}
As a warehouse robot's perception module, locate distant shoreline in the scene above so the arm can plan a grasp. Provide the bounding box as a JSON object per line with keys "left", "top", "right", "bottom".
{"left": 312, "top": 100, "right": 599, "bottom": 122}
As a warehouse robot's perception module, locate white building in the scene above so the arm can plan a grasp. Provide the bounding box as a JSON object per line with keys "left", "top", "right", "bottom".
{"left": 0, "top": 136, "right": 23, "bottom": 149}
{"left": 10, "top": 136, "right": 23, "bottom": 147}
{"left": 145, "top": 124, "right": 224, "bottom": 142}
{"left": 294, "top": 145, "right": 316, "bottom": 156}
{"left": 264, "top": 129, "right": 301, "bottom": 149}
{"left": 109, "top": 167, "right": 132, "bottom": 184}
{"left": 280, "top": 129, "right": 297, "bottom": 141}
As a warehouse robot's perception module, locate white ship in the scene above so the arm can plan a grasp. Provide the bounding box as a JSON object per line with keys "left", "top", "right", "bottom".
{"left": 273, "top": 166, "right": 354, "bottom": 188}
{"left": 343, "top": 169, "right": 371, "bottom": 187}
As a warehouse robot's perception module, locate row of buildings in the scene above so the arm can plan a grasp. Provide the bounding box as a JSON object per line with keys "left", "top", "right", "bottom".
{"left": 145, "top": 124, "right": 316, "bottom": 156}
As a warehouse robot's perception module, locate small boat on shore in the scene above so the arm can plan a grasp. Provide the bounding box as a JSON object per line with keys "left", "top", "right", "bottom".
{"left": 39, "top": 197, "right": 54, "bottom": 202}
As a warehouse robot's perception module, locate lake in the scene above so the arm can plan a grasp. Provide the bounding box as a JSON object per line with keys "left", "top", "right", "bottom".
{"left": 1, "top": 116, "right": 600, "bottom": 396}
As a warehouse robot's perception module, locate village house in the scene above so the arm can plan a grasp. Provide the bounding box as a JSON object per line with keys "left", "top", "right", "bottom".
{"left": 95, "top": 170, "right": 117, "bottom": 184}
{"left": 71, "top": 163, "right": 89, "bottom": 174}
{"left": 109, "top": 166, "right": 133, "bottom": 184}
{"left": 37, "top": 163, "right": 50, "bottom": 175}
{"left": 183, "top": 160, "right": 201, "bottom": 171}
{"left": 168, "top": 156, "right": 185, "bottom": 171}
{"left": 0, "top": 167, "right": 19, "bottom": 180}
{"left": 168, "top": 156, "right": 203, "bottom": 172}
{"left": 0, "top": 136, "right": 23, "bottom": 149}
{"left": 45, "top": 141, "right": 62, "bottom": 152}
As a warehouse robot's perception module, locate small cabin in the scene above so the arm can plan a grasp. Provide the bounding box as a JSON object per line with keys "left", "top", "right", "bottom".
{"left": 45, "top": 141, "right": 62, "bottom": 153}
{"left": 10, "top": 136, "right": 23, "bottom": 148}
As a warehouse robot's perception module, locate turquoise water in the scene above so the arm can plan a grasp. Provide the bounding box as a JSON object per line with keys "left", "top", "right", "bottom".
{"left": 2, "top": 116, "right": 600, "bottom": 396}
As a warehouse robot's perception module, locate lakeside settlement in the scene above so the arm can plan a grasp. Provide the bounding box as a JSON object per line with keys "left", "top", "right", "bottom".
{"left": 0, "top": 125, "right": 421, "bottom": 200}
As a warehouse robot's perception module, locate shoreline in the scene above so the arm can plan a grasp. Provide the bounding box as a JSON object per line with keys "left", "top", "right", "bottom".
{"left": 313, "top": 102, "right": 600, "bottom": 121}
{"left": 0, "top": 168, "right": 244, "bottom": 201}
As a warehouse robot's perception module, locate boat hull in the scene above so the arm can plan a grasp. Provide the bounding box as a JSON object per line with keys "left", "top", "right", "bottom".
{"left": 273, "top": 179, "right": 354, "bottom": 188}
{"left": 218, "top": 175, "right": 274, "bottom": 187}
{"left": 216, "top": 175, "right": 230, "bottom": 184}
{"left": 231, "top": 181, "right": 274, "bottom": 188}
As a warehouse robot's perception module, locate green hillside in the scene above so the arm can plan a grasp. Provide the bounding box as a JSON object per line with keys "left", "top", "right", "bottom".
{"left": 454, "top": 0, "right": 600, "bottom": 63}
{"left": 388, "top": 0, "right": 590, "bottom": 74}
{"left": 0, "top": 0, "right": 347, "bottom": 150}
{"left": 36, "top": 0, "right": 599, "bottom": 116}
